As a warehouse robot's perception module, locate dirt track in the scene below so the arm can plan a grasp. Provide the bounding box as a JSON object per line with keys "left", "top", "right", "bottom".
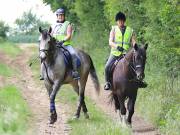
{"left": 0, "top": 44, "right": 159, "bottom": 135}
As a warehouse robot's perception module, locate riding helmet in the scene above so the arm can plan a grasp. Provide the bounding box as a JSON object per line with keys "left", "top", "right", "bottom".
{"left": 115, "top": 12, "right": 126, "bottom": 21}
{"left": 56, "top": 8, "right": 65, "bottom": 15}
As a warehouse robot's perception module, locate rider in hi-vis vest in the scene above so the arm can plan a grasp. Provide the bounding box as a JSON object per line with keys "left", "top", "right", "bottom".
{"left": 104, "top": 12, "right": 147, "bottom": 90}
{"left": 51, "top": 8, "right": 80, "bottom": 80}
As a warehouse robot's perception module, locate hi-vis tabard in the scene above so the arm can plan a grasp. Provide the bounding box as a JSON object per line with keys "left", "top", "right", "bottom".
{"left": 52, "top": 21, "right": 72, "bottom": 46}
{"left": 111, "top": 26, "right": 133, "bottom": 56}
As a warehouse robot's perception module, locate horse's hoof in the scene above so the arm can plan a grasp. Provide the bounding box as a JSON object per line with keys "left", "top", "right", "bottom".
{"left": 127, "top": 122, "right": 132, "bottom": 128}
{"left": 72, "top": 114, "right": 80, "bottom": 120}
{"left": 84, "top": 113, "right": 89, "bottom": 119}
{"left": 49, "top": 111, "right": 57, "bottom": 124}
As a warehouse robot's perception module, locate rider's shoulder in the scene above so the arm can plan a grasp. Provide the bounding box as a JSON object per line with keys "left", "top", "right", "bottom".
{"left": 111, "top": 25, "right": 118, "bottom": 31}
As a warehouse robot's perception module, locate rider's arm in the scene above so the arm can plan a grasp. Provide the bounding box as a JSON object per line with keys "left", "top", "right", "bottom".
{"left": 64, "top": 24, "right": 72, "bottom": 41}
{"left": 109, "top": 28, "right": 117, "bottom": 49}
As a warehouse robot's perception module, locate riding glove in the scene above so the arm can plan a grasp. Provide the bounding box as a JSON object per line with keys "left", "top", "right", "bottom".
{"left": 117, "top": 46, "right": 124, "bottom": 52}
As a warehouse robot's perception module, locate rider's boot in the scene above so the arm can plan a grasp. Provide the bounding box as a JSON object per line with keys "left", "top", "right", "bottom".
{"left": 104, "top": 82, "right": 111, "bottom": 90}
{"left": 72, "top": 70, "right": 80, "bottom": 80}
{"left": 72, "top": 57, "right": 80, "bottom": 80}
{"left": 104, "top": 69, "right": 111, "bottom": 90}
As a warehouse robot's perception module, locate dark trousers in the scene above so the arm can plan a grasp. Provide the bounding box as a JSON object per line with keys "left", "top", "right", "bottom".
{"left": 105, "top": 55, "right": 119, "bottom": 82}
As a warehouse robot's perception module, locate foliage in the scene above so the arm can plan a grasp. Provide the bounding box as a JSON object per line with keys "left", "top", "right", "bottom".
{"left": 42, "top": 0, "right": 179, "bottom": 134}
{"left": 9, "top": 9, "right": 49, "bottom": 43}
{"left": 15, "top": 9, "right": 49, "bottom": 35}
{"left": 0, "top": 85, "right": 31, "bottom": 135}
{"left": 0, "top": 21, "right": 9, "bottom": 40}
{"left": 8, "top": 34, "right": 39, "bottom": 43}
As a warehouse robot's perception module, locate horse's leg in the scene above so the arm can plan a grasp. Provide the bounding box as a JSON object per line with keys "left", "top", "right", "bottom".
{"left": 49, "top": 80, "right": 61, "bottom": 124}
{"left": 118, "top": 95, "right": 127, "bottom": 125}
{"left": 71, "top": 82, "right": 81, "bottom": 119}
{"left": 127, "top": 96, "right": 137, "bottom": 126}
{"left": 113, "top": 94, "right": 121, "bottom": 121}
{"left": 44, "top": 81, "right": 53, "bottom": 97}
{"left": 80, "top": 75, "right": 89, "bottom": 119}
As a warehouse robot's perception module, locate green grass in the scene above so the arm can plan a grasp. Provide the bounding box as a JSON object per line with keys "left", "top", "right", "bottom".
{"left": 0, "top": 85, "right": 31, "bottom": 135}
{"left": 0, "top": 63, "right": 14, "bottom": 77}
{"left": 28, "top": 46, "right": 41, "bottom": 82}
{"left": 58, "top": 86, "right": 131, "bottom": 135}
{"left": 0, "top": 42, "right": 21, "bottom": 57}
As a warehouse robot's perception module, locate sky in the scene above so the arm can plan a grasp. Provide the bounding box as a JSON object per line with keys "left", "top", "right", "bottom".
{"left": 0, "top": 0, "right": 56, "bottom": 26}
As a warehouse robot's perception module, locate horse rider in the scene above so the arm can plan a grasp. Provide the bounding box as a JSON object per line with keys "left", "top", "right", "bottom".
{"left": 104, "top": 11, "right": 147, "bottom": 90}
{"left": 49, "top": 8, "right": 80, "bottom": 80}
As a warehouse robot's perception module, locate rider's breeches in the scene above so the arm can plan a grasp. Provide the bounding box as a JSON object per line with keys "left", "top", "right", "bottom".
{"left": 63, "top": 45, "right": 78, "bottom": 71}
{"left": 105, "top": 55, "right": 118, "bottom": 82}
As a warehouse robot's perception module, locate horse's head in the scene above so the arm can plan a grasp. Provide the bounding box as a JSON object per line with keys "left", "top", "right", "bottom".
{"left": 132, "top": 43, "right": 148, "bottom": 81}
{"left": 39, "top": 27, "right": 55, "bottom": 60}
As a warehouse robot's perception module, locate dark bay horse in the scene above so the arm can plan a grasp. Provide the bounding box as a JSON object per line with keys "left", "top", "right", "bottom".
{"left": 111, "top": 43, "right": 148, "bottom": 126}
{"left": 38, "top": 27, "right": 100, "bottom": 124}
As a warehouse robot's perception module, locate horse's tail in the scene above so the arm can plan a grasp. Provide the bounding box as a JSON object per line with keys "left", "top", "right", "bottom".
{"left": 88, "top": 55, "right": 100, "bottom": 95}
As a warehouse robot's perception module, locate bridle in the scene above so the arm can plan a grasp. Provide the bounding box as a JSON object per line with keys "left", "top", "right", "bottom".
{"left": 39, "top": 33, "right": 54, "bottom": 84}
{"left": 124, "top": 50, "right": 145, "bottom": 79}
{"left": 39, "top": 33, "right": 54, "bottom": 58}
{"left": 39, "top": 49, "right": 49, "bottom": 56}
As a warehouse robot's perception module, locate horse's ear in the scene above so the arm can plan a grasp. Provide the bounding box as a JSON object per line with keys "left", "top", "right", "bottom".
{"left": 134, "top": 43, "right": 138, "bottom": 51}
{"left": 144, "top": 43, "right": 148, "bottom": 50}
{"left": 48, "top": 27, "right": 52, "bottom": 34}
{"left": 39, "top": 27, "right": 42, "bottom": 33}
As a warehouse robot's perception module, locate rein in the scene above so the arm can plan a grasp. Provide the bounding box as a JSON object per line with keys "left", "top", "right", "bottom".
{"left": 43, "top": 62, "right": 54, "bottom": 85}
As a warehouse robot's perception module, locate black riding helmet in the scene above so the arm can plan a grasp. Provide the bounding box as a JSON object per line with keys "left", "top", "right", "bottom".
{"left": 56, "top": 8, "right": 65, "bottom": 16}
{"left": 115, "top": 12, "right": 126, "bottom": 21}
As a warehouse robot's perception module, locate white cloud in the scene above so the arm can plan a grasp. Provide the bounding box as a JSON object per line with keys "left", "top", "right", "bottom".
{"left": 0, "top": 0, "right": 56, "bottom": 26}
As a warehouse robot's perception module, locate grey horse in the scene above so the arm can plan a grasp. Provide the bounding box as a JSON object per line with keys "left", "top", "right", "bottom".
{"left": 39, "top": 27, "right": 100, "bottom": 124}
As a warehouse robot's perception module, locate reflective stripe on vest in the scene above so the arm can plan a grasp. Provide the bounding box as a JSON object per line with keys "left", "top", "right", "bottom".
{"left": 111, "top": 26, "right": 133, "bottom": 56}
{"left": 52, "top": 21, "right": 72, "bottom": 46}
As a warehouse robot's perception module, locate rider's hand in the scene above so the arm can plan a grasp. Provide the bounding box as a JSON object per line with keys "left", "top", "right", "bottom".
{"left": 117, "top": 46, "right": 124, "bottom": 52}
{"left": 57, "top": 40, "right": 65, "bottom": 45}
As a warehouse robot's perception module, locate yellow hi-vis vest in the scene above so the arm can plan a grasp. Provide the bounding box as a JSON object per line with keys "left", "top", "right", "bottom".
{"left": 111, "top": 26, "right": 133, "bottom": 56}
{"left": 52, "top": 21, "right": 72, "bottom": 46}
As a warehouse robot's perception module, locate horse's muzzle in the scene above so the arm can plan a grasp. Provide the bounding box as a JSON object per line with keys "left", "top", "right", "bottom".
{"left": 40, "top": 52, "right": 46, "bottom": 60}
{"left": 136, "top": 72, "right": 145, "bottom": 81}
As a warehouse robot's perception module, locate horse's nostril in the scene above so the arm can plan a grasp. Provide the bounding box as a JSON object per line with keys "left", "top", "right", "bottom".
{"left": 137, "top": 74, "right": 143, "bottom": 80}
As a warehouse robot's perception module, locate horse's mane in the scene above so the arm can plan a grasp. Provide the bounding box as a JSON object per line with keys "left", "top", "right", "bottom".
{"left": 41, "top": 29, "right": 57, "bottom": 64}
{"left": 122, "top": 48, "right": 134, "bottom": 63}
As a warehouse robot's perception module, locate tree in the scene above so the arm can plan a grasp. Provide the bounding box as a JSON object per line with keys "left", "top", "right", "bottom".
{"left": 0, "top": 21, "right": 9, "bottom": 39}
{"left": 15, "top": 9, "right": 49, "bottom": 34}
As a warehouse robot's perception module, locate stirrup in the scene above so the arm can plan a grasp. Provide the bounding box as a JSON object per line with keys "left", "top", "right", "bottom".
{"left": 39, "top": 75, "right": 44, "bottom": 80}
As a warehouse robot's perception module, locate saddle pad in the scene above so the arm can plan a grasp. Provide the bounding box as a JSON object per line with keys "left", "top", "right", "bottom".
{"left": 63, "top": 50, "right": 81, "bottom": 68}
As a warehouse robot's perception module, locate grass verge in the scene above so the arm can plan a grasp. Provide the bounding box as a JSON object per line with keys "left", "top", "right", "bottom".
{"left": 58, "top": 86, "right": 131, "bottom": 135}
{"left": 0, "top": 42, "right": 21, "bottom": 57}
{"left": 0, "top": 85, "right": 31, "bottom": 135}
{"left": 0, "top": 63, "right": 14, "bottom": 77}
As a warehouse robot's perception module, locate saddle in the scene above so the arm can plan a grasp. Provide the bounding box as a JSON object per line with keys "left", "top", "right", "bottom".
{"left": 56, "top": 44, "right": 81, "bottom": 69}
{"left": 108, "top": 55, "right": 125, "bottom": 83}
